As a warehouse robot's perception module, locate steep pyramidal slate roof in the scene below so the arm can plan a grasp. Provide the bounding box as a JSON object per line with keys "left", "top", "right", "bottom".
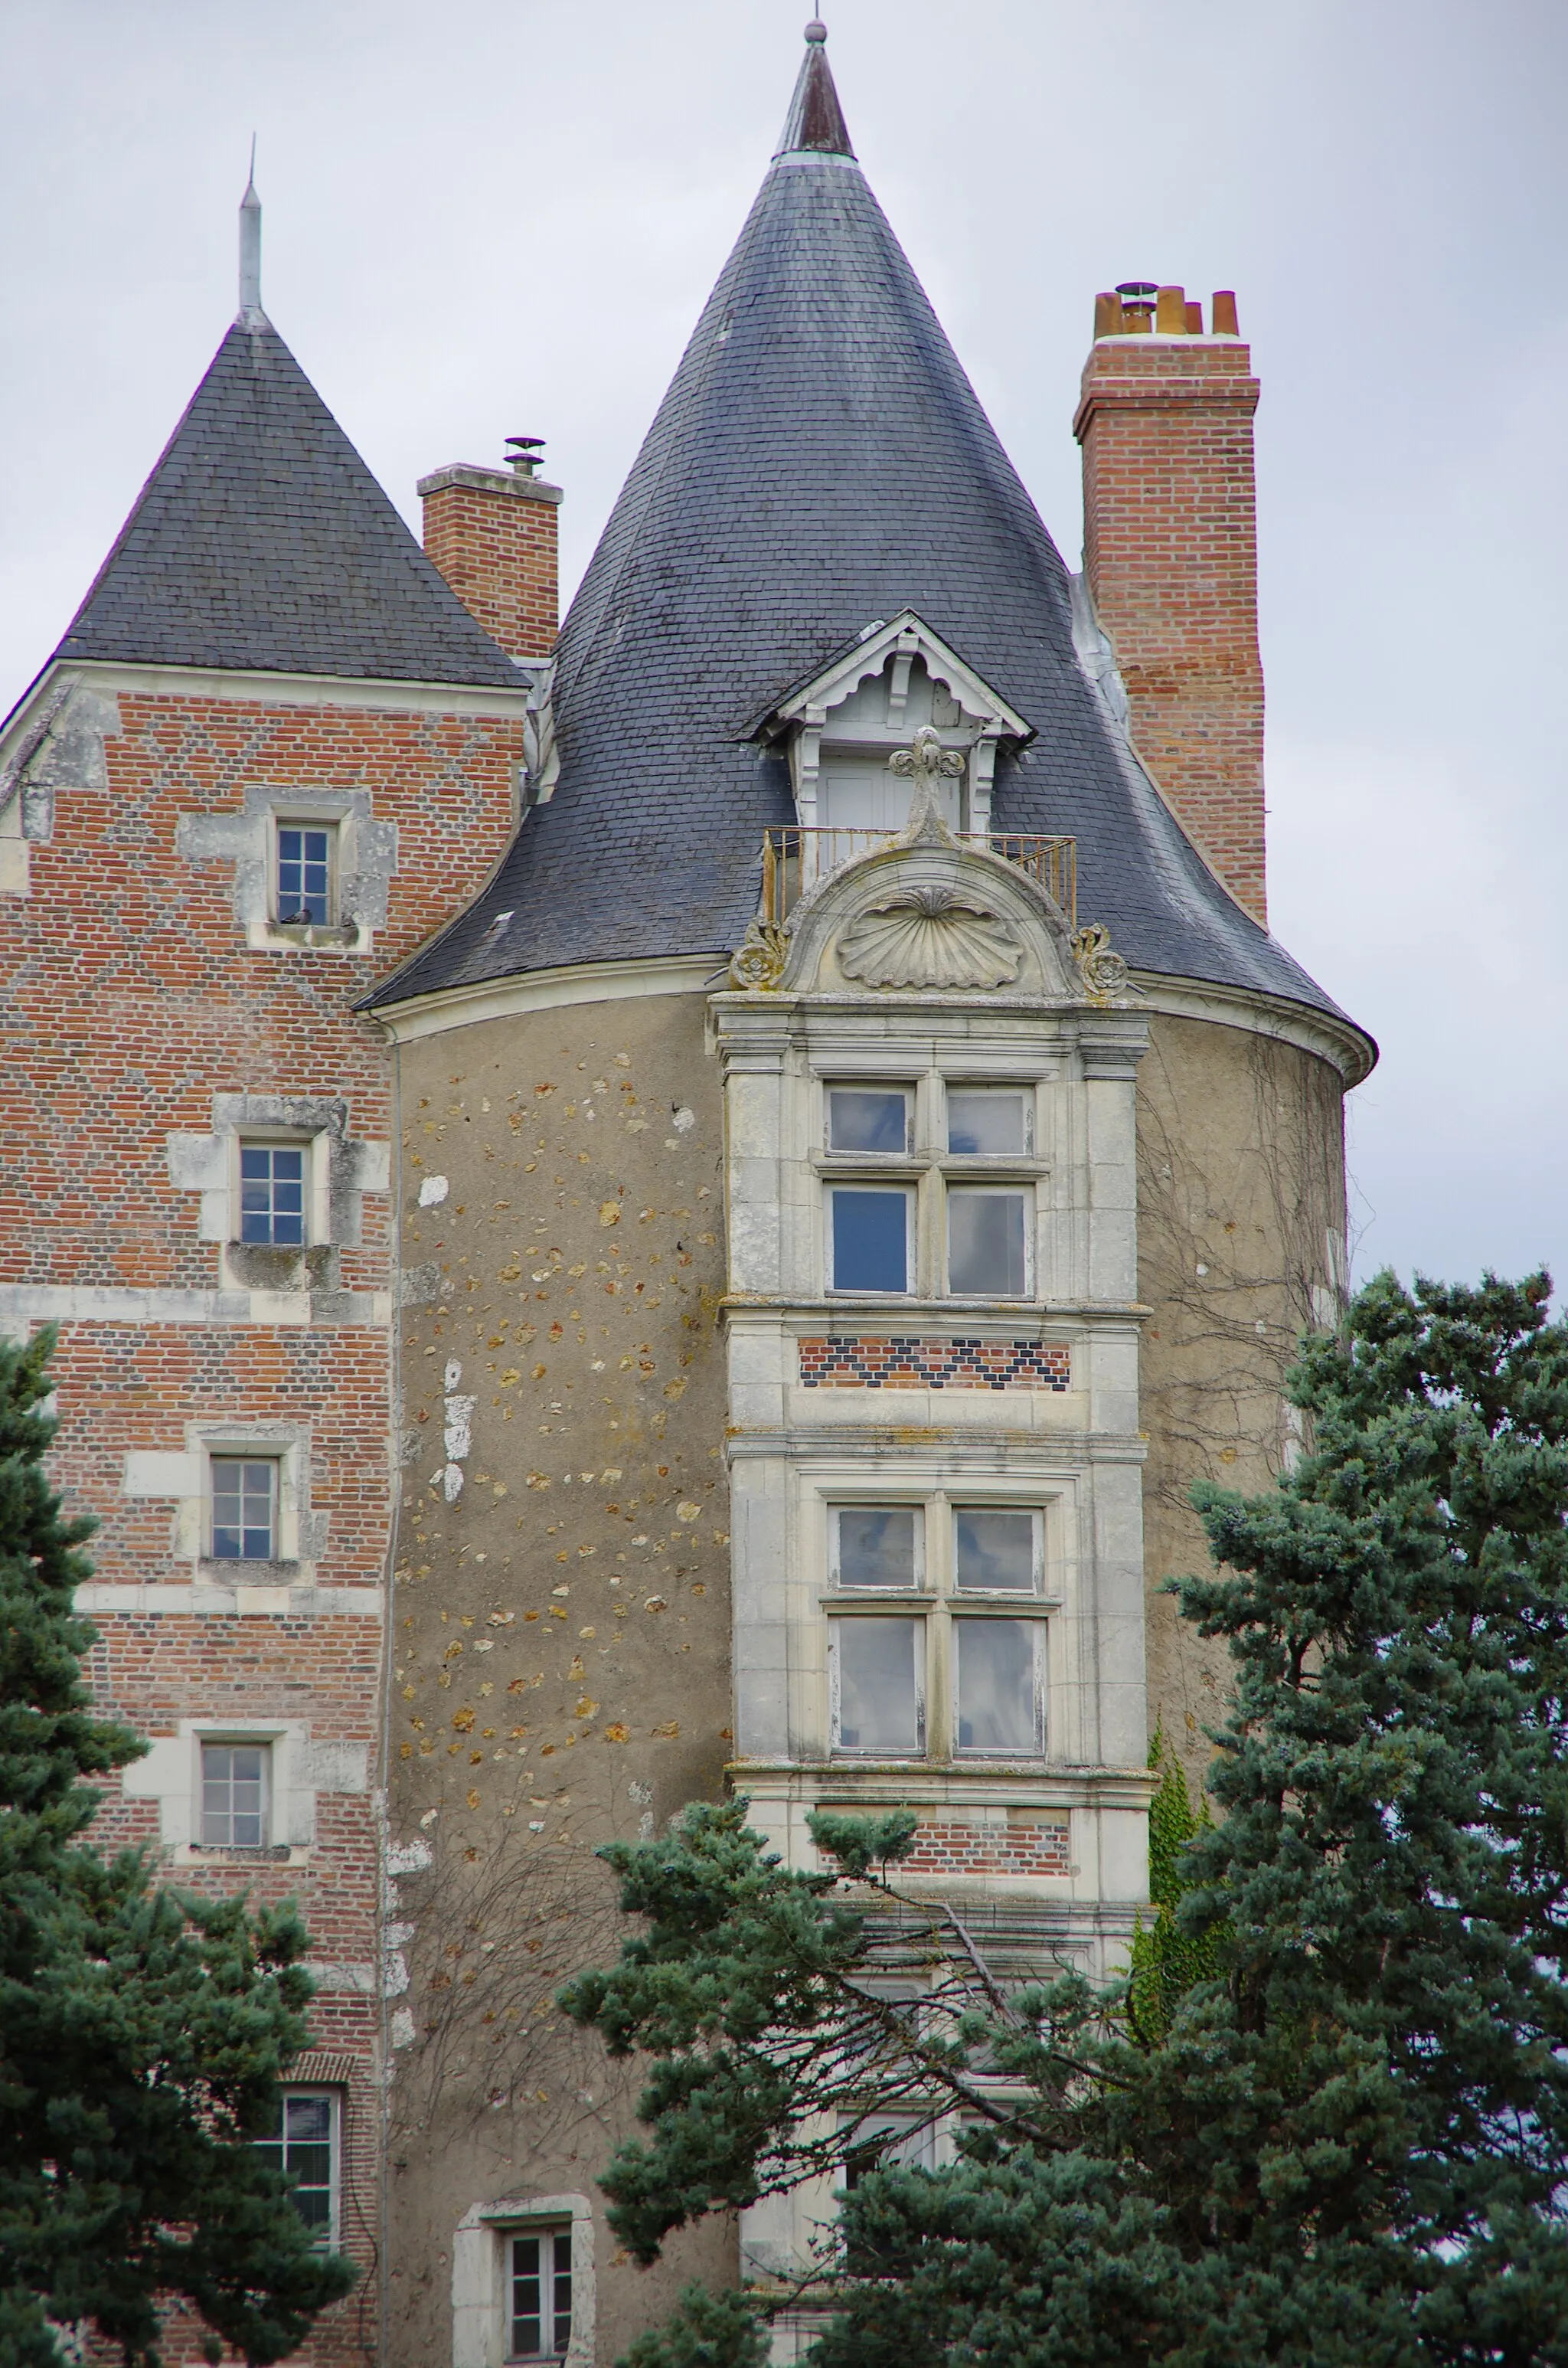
{"left": 54, "top": 319, "right": 521, "bottom": 688}
{"left": 371, "top": 30, "right": 1347, "bottom": 1019}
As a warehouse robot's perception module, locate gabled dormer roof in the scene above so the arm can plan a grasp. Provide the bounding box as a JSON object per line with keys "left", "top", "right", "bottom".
{"left": 756, "top": 610, "right": 1031, "bottom": 743}
{"left": 369, "top": 25, "right": 1352, "bottom": 1035}
{"left": 52, "top": 318, "right": 521, "bottom": 691}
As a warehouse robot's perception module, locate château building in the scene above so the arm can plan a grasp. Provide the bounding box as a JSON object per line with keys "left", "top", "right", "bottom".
{"left": 0, "top": 21, "right": 1372, "bottom": 2365}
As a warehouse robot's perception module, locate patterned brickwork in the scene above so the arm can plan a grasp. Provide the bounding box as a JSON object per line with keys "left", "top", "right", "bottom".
{"left": 420, "top": 466, "right": 560, "bottom": 661}
{"left": 900, "top": 1813, "right": 1070, "bottom": 1878}
{"left": 1074, "top": 330, "right": 1266, "bottom": 923}
{"left": 0, "top": 672, "right": 524, "bottom": 2366}
{"left": 799, "top": 1336, "right": 1071, "bottom": 1390}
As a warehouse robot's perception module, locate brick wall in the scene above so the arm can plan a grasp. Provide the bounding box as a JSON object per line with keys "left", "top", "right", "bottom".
{"left": 1, "top": 669, "right": 527, "bottom": 2365}
{"left": 419, "top": 465, "right": 560, "bottom": 661}
{"left": 898, "top": 1813, "right": 1070, "bottom": 1879}
{"left": 1074, "top": 293, "right": 1266, "bottom": 924}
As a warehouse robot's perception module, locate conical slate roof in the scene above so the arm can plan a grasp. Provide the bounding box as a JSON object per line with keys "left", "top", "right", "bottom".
{"left": 371, "top": 30, "right": 1348, "bottom": 1021}
{"left": 54, "top": 319, "right": 521, "bottom": 689}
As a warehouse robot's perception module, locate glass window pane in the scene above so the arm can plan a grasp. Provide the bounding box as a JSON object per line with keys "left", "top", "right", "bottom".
{"left": 947, "top": 1090, "right": 1027, "bottom": 1155}
{"left": 276, "top": 825, "right": 333, "bottom": 924}
{"left": 954, "top": 1509, "right": 1037, "bottom": 1591}
{"left": 828, "top": 1088, "right": 908, "bottom": 1153}
{"left": 831, "top": 1189, "right": 908, "bottom": 1292}
{"left": 841, "top": 2115, "right": 933, "bottom": 2187}
{"left": 833, "top": 1618, "right": 922, "bottom": 1754}
{"left": 550, "top": 2232, "right": 573, "bottom": 2353}
{"left": 948, "top": 1189, "right": 1026, "bottom": 1296}
{"left": 240, "top": 1144, "right": 305, "bottom": 1247}
{"left": 211, "top": 1458, "right": 276, "bottom": 1560}
{"left": 954, "top": 1619, "right": 1042, "bottom": 1755}
{"left": 835, "top": 1506, "right": 918, "bottom": 1588}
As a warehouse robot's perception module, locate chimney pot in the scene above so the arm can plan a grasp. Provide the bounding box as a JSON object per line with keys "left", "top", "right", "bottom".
{"left": 1155, "top": 284, "right": 1187, "bottom": 334}
{"left": 1184, "top": 298, "right": 1204, "bottom": 334}
{"left": 1212, "top": 289, "right": 1240, "bottom": 335}
{"left": 1094, "top": 291, "right": 1122, "bottom": 339}
{"left": 1115, "top": 280, "right": 1157, "bottom": 332}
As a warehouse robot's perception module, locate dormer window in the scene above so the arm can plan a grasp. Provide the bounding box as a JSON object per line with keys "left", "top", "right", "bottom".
{"left": 758, "top": 609, "right": 1031, "bottom": 856}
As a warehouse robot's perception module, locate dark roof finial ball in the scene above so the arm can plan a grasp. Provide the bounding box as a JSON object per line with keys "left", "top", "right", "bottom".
{"left": 805, "top": 19, "right": 828, "bottom": 42}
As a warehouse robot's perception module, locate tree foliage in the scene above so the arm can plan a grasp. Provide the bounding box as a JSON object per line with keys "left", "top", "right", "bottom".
{"left": 1127, "top": 1725, "right": 1223, "bottom": 2044}
{"left": 563, "top": 1270, "right": 1568, "bottom": 2366}
{"left": 0, "top": 1329, "right": 357, "bottom": 2368}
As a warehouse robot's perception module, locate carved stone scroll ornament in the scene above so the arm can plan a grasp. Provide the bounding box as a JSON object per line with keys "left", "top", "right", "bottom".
{"left": 1069, "top": 921, "right": 1132, "bottom": 1003}
{"left": 838, "top": 886, "right": 1023, "bottom": 990}
{"left": 890, "top": 724, "right": 965, "bottom": 839}
{"left": 727, "top": 917, "right": 791, "bottom": 992}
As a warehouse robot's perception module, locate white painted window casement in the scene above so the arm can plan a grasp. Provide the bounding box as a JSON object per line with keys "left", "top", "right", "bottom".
{"left": 819, "top": 1072, "right": 1044, "bottom": 1301}
{"left": 452, "top": 2195, "right": 595, "bottom": 2368}
{"left": 271, "top": 816, "right": 338, "bottom": 928}
{"left": 255, "top": 2088, "right": 341, "bottom": 2245}
{"left": 201, "top": 1737, "right": 271, "bottom": 1845}
{"left": 825, "top": 1493, "right": 1054, "bottom": 1763}
{"left": 209, "top": 1453, "right": 281, "bottom": 1561}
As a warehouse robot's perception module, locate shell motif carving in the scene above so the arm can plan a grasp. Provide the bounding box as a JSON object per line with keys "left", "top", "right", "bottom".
{"left": 837, "top": 886, "right": 1024, "bottom": 991}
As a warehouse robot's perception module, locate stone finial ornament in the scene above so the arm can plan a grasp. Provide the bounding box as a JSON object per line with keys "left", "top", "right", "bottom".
{"left": 1070, "top": 920, "right": 1133, "bottom": 1003}
{"left": 890, "top": 724, "right": 965, "bottom": 841}
{"left": 727, "top": 917, "right": 791, "bottom": 991}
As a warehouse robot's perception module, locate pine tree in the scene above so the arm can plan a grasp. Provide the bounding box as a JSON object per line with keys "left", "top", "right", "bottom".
{"left": 562, "top": 1271, "right": 1568, "bottom": 2366}
{"left": 0, "top": 1330, "right": 357, "bottom": 2367}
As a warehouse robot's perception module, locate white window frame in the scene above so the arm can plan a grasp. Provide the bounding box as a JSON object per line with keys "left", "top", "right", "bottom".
{"left": 207, "top": 1450, "right": 282, "bottom": 1563}
{"left": 943, "top": 1082, "right": 1035, "bottom": 1157}
{"left": 952, "top": 1503, "right": 1046, "bottom": 1595}
{"left": 824, "top": 1181, "right": 916, "bottom": 1295}
{"left": 270, "top": 810, "right": 342, "bottom": 929}
{"left": 201, "top": 1435, "right": 302, "bottom": 1568}
{"left": 255, "top": 2085, "right": 341, "bottom": 2248}
{"left": 825, "top": 1081, "right": 913, "bottom": 1156}
{"left": 199, "top": 1734, "right": 273, "bottom": 1848}
{"left": 944, "top": 1182, "right": 1033, "bottom": 1300}
{"left": 227, "top": 1127, "right": 332, "bottom": 1251}
{"left": 828, "top": 1614, "right": 926, "bottom": 1757}
{"left": 828, "top": 1502, "right": 926, "bottom": 1592}
{"left": 505, "top": 2222, "right": 574, "bottom": 2364}
{"left": 950, "top": 1612, "right": 1049, "bottom": 1759}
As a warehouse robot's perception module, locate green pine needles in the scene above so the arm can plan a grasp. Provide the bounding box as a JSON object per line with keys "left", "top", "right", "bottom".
{"left": 564, "top": 1269, "right": 1568, "bottom": 2367}
{"left": 0, "top": 1330, "right": 356, "bottom": 2368}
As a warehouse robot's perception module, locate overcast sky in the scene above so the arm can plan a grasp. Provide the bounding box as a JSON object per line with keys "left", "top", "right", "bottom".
{"left": 4, "top": 0, "right": 1563, "bottom": 1301}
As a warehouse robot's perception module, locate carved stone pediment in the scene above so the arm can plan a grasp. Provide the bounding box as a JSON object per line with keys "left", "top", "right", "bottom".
{"left": 838, "top": 885, "right": 1023, "bottom": 990}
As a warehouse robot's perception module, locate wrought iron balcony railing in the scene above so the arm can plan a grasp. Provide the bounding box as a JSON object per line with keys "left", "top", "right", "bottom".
{"left": 757, "top": 827, "right": 1076, "bottom": 930}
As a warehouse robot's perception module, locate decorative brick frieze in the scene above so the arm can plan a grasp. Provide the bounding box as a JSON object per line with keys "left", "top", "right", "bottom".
{"left": 900, "top": 1813, "right": 1070, "bottom": 1879}
{"left": 798, "top": 1336, "right": 1072, "bottom": 1390}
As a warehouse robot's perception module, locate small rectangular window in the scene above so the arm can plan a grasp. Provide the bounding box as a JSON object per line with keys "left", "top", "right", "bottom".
{"left": 831, "top": 1617, "right": 923, "bottom": 1755}
{"left": 954, "top": 1507, "right": 1039, "bottom": 1593}
{"left": 211, "top": 1456, "right": 279, "bottom": 1560}
{"left": 240, "top": 1143, "right": 306, "bottom": 1246}
{"left": 275, "top": 823, "right": 335, "bottom": 925}
{"left": 828, "top": 1087, "right": 910, "bottom": 1153}
{"left": 953, "top": 1618, "right": 1045, "bottom": 1755}
{"left": 255, "top": 2089, "right": 337, "bottom": 2245}
{"left": 829, "top": 1186, "right": 911, "bottom": 1293}
{"left": 202, "top": 1740, "right": 270, "bottom": 1847}
{"left": 839, "top": 2115, "right": 934, "bottom": 2189}
{"left": 947, "top": 1187, "right": 1027, "bottom": 1296}
{"left": 831, "top": 1506, "right": 920, "bottom": 1589}
{"left": 510, "top": 2227, "right": 573, "bottom": 2362}
{"left": 947, "top": 1088, "right": 1029, "bottom": 1156}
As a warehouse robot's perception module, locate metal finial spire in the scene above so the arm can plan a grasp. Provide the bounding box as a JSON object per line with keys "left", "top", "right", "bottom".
{"left": 776, "top": 18, "right": 854, "bottom": 159}
{"left": 238, "top": 140, "right": 263, "bottom": 325}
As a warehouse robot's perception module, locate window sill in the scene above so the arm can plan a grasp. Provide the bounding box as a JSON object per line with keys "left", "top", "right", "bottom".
{"left": 247, "top": 920, "right": 373, "bottom": 957}
{"left": 195, "top": 1557, "right": 302, "bottom": 1583}
{"left": 176, "top": 1842, "right": 303, "bottom": 1866}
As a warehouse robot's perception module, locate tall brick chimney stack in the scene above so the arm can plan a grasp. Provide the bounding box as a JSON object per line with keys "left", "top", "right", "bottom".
{"left": 1074, "top": 284, "right": 1266, "bottom": 923}
{"left": 419, "top": 437, "right": 561, "bottom": 662}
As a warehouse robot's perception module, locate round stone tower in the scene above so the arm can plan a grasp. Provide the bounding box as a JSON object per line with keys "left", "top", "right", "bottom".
{"left": 368, "top": 26, "right": 1372, "bottom": 2359}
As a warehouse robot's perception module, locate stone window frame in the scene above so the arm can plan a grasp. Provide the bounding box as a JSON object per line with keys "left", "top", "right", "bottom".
{"left": 121, "top": 1418, "right": 322, "bottom": 1583}
{"left": 174, "top": 783, "right": 396, "bottom": 959}
{"left": 452, "top": 2193, "right": 595, "bottom": 2368}
{"left": 166, "top": 1092, "right": 390, "bottom": 1300}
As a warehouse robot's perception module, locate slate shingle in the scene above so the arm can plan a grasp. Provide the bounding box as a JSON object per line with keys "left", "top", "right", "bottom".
{"left": 54, "top": 319, "right": 520, "bottom": 691}
{"left": 365, "top": 54, "right": 1352, "bottom": 1027}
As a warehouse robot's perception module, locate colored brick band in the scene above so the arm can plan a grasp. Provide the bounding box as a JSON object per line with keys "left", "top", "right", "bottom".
{"left": 799, "top": 1336, "right": 1071, "bottom": 1390}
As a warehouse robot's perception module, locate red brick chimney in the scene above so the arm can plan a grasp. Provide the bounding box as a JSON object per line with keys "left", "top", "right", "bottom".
{"left": 419, "top": 440, "right": 561, "bottom": 662}
{"left": 1073, "top": 284, "right": 1266, "bottom": 924}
